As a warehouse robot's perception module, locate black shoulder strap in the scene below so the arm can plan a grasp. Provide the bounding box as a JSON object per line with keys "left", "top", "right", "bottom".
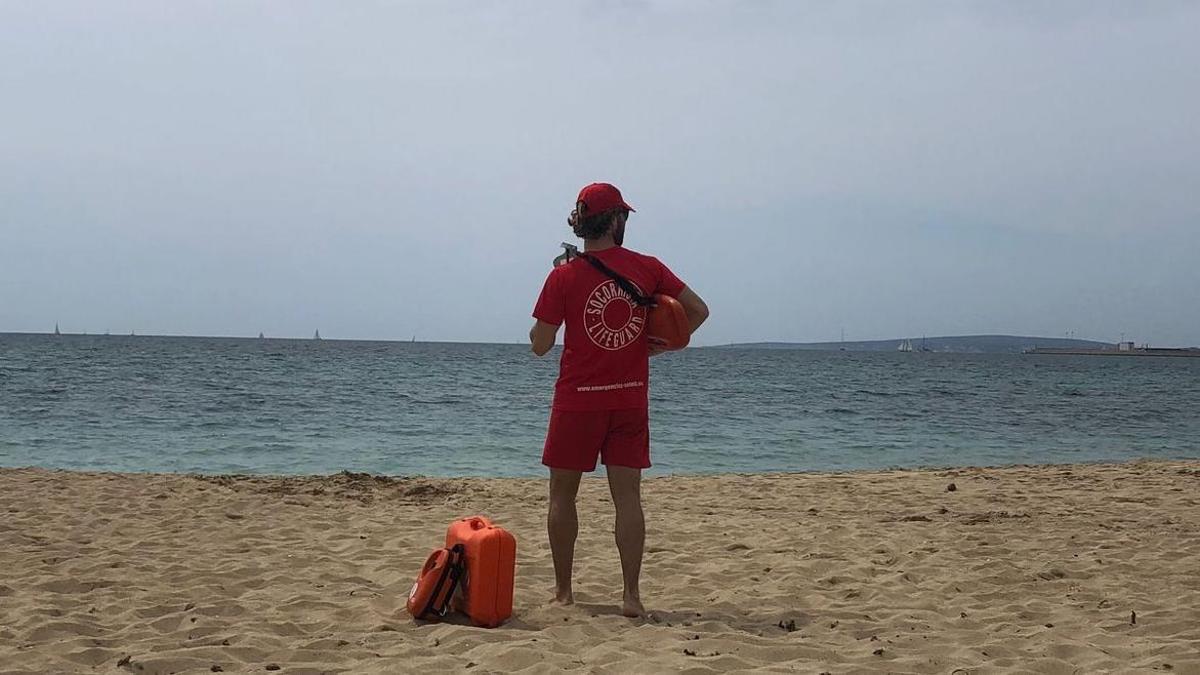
{"left": 423, "top": 544, "right": 466, "bottom": 618}
{"left": 579, "top": 254, "right": 653, "bottom": 307}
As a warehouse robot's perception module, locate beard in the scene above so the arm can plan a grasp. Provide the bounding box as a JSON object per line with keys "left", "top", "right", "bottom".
{"left": 612, "top": 219, "right": 626, "bottom": 246}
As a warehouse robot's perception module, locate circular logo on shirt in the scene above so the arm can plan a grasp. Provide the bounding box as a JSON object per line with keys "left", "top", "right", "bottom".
{"left": 584, "top": 279, "right": 647, "bottom": 351}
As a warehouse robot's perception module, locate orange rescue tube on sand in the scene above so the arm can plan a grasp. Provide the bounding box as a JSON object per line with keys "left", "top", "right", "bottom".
{"left": 445, "top": 516, "right": 516, "bottom": 628}
{"left": 406, "top": 544, "right": 464, "bottom": 621}
{"left": 647, "top": 293, "right": 690, "bottom": 351}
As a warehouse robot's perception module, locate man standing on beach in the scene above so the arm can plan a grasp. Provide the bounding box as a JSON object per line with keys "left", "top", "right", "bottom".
{"left": 529, "top": 183, "right": 709, "bottom": 617}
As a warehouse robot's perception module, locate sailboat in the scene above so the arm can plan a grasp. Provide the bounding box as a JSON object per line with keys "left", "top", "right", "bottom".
{"left": 898, "top": 339, "right": 913, "bottom": 353}
{"left": 258, "top": 332, "right": 265, "bottom": 339}
{"left": 53, "top": 323, "right": 61, "bottom": 336}
{"left": 313, "top": 329, "right": 322, "bottom": 341}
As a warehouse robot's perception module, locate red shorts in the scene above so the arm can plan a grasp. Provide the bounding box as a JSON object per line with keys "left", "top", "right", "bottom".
{"left": 542, "top": 408, "right": 651, "bottom": 472}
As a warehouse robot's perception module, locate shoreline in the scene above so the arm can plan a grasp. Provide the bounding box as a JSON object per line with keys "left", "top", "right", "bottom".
{"left": 2, "top": 459, "right": 1197, "bottom": 673}
{"left": 5, "top": 454, "right": 1200, "bottom": 481}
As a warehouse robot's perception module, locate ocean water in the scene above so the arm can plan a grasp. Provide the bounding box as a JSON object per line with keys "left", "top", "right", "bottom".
{"left": 1, "top": 333, "right": 1198, "bottom": 477}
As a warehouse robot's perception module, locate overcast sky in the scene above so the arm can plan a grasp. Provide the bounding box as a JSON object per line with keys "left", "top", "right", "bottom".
{"left": 2, "top": 1, "right": 1197, "bottom": 346}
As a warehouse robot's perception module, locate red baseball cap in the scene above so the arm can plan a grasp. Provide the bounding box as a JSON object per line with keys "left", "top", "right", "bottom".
{"left": 576, "top": 182, "right": 635, "bottom": 216}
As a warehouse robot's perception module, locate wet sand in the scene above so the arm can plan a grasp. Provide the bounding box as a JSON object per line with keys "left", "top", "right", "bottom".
{"left": 1, "top": 460, "right": 1197, "bottom": 674}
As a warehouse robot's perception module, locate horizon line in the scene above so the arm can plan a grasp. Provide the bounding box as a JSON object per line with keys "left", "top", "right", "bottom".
{"left": 3, "top": 330, "right": 1183, "bottom": 348}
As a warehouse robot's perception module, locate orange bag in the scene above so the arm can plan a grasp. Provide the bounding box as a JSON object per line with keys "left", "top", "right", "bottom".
{"left": 406, "top": 544, "right": 464, "bottom": 621}
{"left": 648, "top": 294, "right": 690, "bottom": 351}
{"left": 445, "top": 516, "right": 516, "bottom": 628}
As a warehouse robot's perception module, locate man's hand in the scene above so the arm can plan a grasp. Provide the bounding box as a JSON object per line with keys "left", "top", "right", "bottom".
{"left": 648, "top": 336, "right": 669, "bottom": 357}
{"left": 530, "top": 320, "right": 559, "bottom": 356}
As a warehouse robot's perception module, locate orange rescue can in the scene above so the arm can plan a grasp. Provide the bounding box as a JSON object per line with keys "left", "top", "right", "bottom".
{"left": 445, "top": 516, "right": 516, "bottom": 627}
{"left": 647, "top": 294, "right": 690, "bottom": 351}
{"left": 406, "top": 544, "right": 464, "bottom": 621}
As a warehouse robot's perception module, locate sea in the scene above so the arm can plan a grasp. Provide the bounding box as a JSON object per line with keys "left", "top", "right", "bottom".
{"left": 1, "top": 333, "right": 1198, "bottom": 477}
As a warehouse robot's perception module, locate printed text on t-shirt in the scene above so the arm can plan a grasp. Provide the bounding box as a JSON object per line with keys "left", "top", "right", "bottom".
{"left": 584, "top": 279, "right": 647, "bottom": 351}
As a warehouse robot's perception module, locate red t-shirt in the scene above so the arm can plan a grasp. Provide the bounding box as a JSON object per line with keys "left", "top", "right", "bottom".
{"left": 533, "top": 246, "right": 686, "bottom": 411}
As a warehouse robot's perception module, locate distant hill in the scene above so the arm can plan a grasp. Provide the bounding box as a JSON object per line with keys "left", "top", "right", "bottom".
{"left": 713, "top": 335, "right": 1113, "bottom": 354}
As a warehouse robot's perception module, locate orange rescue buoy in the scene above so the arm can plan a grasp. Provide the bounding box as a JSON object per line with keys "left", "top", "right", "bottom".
{"left": 648, "top": 294, "right": 690, "bottom": 351}
{"left": 445, "top": 516, "right": 517, "bottom": 628}
{"left": 406, "top": 544, "right": 465, "bottom": 621}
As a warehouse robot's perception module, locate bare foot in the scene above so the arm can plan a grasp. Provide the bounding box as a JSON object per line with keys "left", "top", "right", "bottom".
{"left": 621, "top": 593, "right": 645, "bottom": 618}
{"left": 549, "top": 588, "right": 574, "bottom": 606}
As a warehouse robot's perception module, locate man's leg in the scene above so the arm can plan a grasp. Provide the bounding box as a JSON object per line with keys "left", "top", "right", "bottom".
{"left": 606, "top": 465, "right": 645, "bottom": 617}
{"left": 548, "top": 468, "right": 582, "bottom": 604}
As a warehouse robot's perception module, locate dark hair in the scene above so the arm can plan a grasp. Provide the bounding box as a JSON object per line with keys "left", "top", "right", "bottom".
{"left": 568, "top": 202, "right": 627, "bottom": 240}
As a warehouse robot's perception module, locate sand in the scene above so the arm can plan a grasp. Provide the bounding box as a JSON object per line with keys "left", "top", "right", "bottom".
{"left": 1, "top": 460, "right": 1197, "bottom": 674}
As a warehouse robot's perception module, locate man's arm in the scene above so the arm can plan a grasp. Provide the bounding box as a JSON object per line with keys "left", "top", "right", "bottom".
{"left": 529, "top": 320, "right": 559, "bottom": 357}
{"left": 677, "top": 287, "right": 710, "bottom": 334}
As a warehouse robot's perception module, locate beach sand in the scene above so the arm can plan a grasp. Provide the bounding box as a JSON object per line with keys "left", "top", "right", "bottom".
{"left": 1, "top": 461, "right": 1197, "bottom": 674}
